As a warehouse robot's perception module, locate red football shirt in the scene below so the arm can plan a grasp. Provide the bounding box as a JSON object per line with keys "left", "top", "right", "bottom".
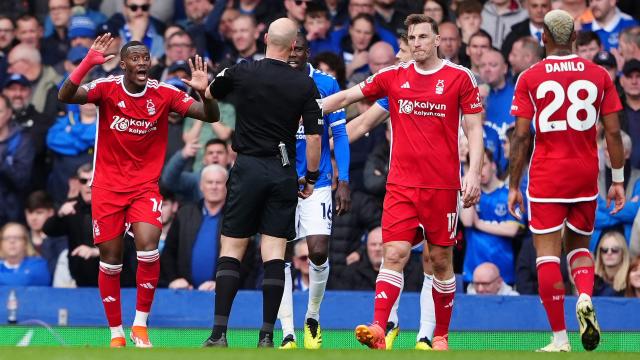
{"left": 511, "top": 54, "right": 622, "bottom": 202}
{"left": 360, "top": 60, "right": 482, "bottom": 189}
{"left": 82, "top": 75, "right": 195, "bottom": 192}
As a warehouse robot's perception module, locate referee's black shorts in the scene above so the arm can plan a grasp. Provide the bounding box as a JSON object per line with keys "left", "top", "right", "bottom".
{"left": 221, "top": 154, "right": 298, "bottom": 239}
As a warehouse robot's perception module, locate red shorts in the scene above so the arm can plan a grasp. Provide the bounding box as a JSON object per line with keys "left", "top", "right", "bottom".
{"left": 528, "top": 200, "right": 596, "bottom": 235}
{"left": 91, "top": 184, "right": 163, "bottom": 244}
{"left": 382, "top": 184, "right": 460, "bottom": 247}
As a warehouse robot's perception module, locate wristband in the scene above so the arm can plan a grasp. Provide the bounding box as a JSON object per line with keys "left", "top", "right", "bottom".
{"left": 69, "top": 48, "right": 104, "bottom": 85}
{"left": 612, "top": 167, "right": 624, "bottom": 183}
{"left": 305, "top": 169, "right": 320, "bottom": 185}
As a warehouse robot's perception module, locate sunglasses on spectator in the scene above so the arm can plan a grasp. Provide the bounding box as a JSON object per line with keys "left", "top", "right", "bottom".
{"left": 294, "top": 0, "right": 310, "bottom": 5}
{"left": 600, "top": 246, "right": 621, "bottom": 254}
{"left": 297, "top": 255, "right": 308, "bottom": 261}
{"left": 78, "top": 177, "right": 92, "bottom": 185}
{"left": 128, "top": 4, "right": 150, "bottom": 12}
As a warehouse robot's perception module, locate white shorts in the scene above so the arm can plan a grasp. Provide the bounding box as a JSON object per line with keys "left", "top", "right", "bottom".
{"left": 295, "top": 186, "right": 332, "bottom": 240}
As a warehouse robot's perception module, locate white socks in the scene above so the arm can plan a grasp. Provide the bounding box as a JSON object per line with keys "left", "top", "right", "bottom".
{"left": 553, "top": 330, "right": 569, "bottom": 346}
{"left": 277, "top": 263, "right": 295, "bottom": 339}
{"left": 133, "top": 310, "right": 149, "bottom": 327}
{"left": 306, "top": 259, "right": 329, "bottom": 321}
{"left": 417, "top": 273, "right": 436, "bottom": 341}
{"left": 388, "top": 282, "right": 403, "bottom": 326}
{"left": 110, "top": 325, "right": 124, "bottom": 339}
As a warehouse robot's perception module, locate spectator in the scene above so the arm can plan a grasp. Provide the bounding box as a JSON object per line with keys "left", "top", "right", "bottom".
{"left": 557, "top": 0, "right": 593, "bottom": 28}
{"left": 92, "top": 22, "right": 123, "bottom": 78}
{"left": 338, "top": 14, "right": 381, "bottom": 79}
{"left": 46, "top": 102, "right": 96, "bottom": 205}
{"left": 456, "top": 0, "right": 483, "bottom": 46}
{"left": 374, "top": 0, "right": 408, "bottom": 35}
{"left": 161, "top": 139, "right": 230, "bottom": 201}
{"left": 461, "top": 149, "right": 521, "bottom": 285}
{"left": 347, "top": 41, "right": 394, "bottom": 87}
{"left": 593, "top": 50, "right": 619, "bottom": 82}
{"left": 616, "top": 26, "right": 640, "bottom": 72}
{"left": 291, "top": 238, "right": 310, "bottom": 291}
{"left": 501, "top": 0, "right": 551, "bottom": 58}
{"left": 480, "top": 49, "right": 515, "bottom": 137}
{"left": 160, "top": 164, "right": 256, "bottom": 290}
{"left": 594, "top": 231, "right": 629, "bottom": 296}
{"left": 0, "top": 94, "right": 34, "bottom": 227}
{"left": 149, "top": 30, "right": 196, "bottom": 80}
{"left": 216, "top": 14, "right": 265, "bottom": 71}
{"left": 508, "top": 37, "right": 542, "bottom": 79}
{"left": 466, "top": 30, "right": 492, "bottom": 82}
{"left": 283, "top": 0, "right": 310, "bottom": 26}
{"left": 68, "top": 15, "right": 96, "bottom": 49}
{"left": 438, "top": 22, "right": 463, "bottom": 65}
{"left": 41, "top": 0, "right": 72, "bottom": 68}
{"left": 114, "top": 0, "right": 166, "bottom": 60}
{"left": 24, "top": 191, "right": 67, "bottom": 276}
{"left": 231, "top": 0, "right": 280, "bottom": 33}
{"left": 7, "top": 44, "right": 62, "bottom": 119}
{"left": 620, "top": 60, "right": 640, "bottom": 170}
{"left": 312, "top": 51, "right": 347, "bottom": 88}
{"left": 0, "top": 222, "right": 50, "bottom": 286}
{"left": 15, "top": 15, "right": 43, "bottom": 49}
{"left": 101, "top": 0, "right": 175, "bottom": 24}
{"left": 480, "top": 0, "right": 528, "bottom": 50}
{"left": 332, "top": 0, "right": 399, "bottom": 52}
{"left": 423, "top": 0, "right": 449, "bottom": 25}
{"left": 180, "top": 0, "right": 214, "bottom": 29}
{"left": 43, "top": 0, "right": 107, "bottom": 38}
{"left": 333, "top": 226, "right": 421, "bottom": 291}
{"left": 581, "top": 0, "right": 638, "bottom": 51}
{"left": 576, "top": 31, "right": 603, "bottom": 61}
{"left": 0, "top": 16, "right": 16, "bottom": 54}
{"left": 2, "top": 73, "right": 51, "bottom": 191}
{"left": 625, "top": 256, "right": 640, "bottom": 297}
{"left": 304, "top": 2, "right": 335, "bottom": 57}
{"left": 467, "top": 262, "right": 519, "bottom": 295}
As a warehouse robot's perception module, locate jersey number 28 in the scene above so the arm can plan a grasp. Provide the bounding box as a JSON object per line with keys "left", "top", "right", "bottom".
{"left": 536, "top": 80, "right": 598, "bottom": 133}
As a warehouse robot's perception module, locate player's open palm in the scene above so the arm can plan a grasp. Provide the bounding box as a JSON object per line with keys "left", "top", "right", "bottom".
{"left": 88, "top": 33, "right": 115, "bottom": 64}
{"left": 182, "top": 55, "right": 208, "bottom": 93}
{"left": 607, "top": 182, "right": 626, "bottom": 215}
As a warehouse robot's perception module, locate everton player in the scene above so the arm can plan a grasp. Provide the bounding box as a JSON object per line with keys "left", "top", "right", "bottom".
{"left": 509, "top": 10, "right": 625, "bottom": 352}
{"left": 322, "top": 14, "right": 485, "bottom": 350}
{"left": 58, "top": 33, "right": 220, "bottom": 348}
{"left": 276, "top": 32, "right": 351, "bottom": 349}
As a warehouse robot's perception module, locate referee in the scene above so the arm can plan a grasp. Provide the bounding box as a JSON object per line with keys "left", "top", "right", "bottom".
{"left": 203, "top": 18, "right": 323, "bottom": 348}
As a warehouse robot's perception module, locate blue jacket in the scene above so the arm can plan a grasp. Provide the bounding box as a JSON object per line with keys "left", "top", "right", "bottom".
{"left": 0, "top": 126, "right": 34, "bottom": 225}
{"left": 160, "top": 150, "right": 202, "bottom": 202}
{"left": 46, "top": 112, "right": 96, "bottom": 156}
{"left": 0, "top": 257, "right": 51, "bottom": 286}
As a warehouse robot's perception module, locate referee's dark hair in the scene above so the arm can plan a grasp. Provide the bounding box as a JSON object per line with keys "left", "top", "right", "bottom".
{"left": 405, "top": 14, "right": 439, "bottom": 35}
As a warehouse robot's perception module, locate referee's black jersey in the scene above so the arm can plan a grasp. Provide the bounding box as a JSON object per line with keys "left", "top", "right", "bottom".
{"left": 210, "top": 58, "right": 323, "bottom": 158}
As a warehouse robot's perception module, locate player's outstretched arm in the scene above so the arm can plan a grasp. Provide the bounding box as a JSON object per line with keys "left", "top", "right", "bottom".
{"left": 461, "top": 112, "right": 483, "bottom": 208}
{"left": 322, "top": 85, "right": 366, "bottom": 114}
{"left": 184, "top": 55, "right": 220, "bottom": 123}
{"left": 346, "top": 102, "right": 389, "bottom": 143}
{"left": 507, "top": 116, "right": 532, "bottom": 219}
{"left": 58, "top": 33, "right": 115, "bottom": 104}
{"left": 602, "top": 111, "right": 626, "bottom": 214}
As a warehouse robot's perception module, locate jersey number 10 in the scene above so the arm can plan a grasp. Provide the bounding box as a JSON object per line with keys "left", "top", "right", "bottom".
{"left": 536, "top": 80, "right": 598, "bottom": 133}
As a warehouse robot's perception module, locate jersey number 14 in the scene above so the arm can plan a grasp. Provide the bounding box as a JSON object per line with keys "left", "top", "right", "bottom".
{"left": 536, "top": 80, "right": 598, "bottom": 133}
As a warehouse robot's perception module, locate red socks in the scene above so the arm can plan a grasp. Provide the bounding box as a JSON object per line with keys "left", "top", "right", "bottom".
{"left": 567, "top": 248, "right": 594, "bottom": 297}
{"left": 432, "top": 276, "right": 456, "bottom": 338}
{"left": 99, "top": 262, "right": 123, "bottom": 327}
{"left": 373, "top": 268, "right": 403, "bottom": 326}
{"left": 537, "top": 256, "right": 566, "bottom": 332}
{"left": 136, "top": 250, "right": 160, "bottom": 313}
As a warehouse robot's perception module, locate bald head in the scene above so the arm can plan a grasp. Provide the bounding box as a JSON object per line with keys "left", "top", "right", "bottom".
{"left": 368, "top": 41, "right": 395, "bottom": 74}
{"left": 472, "top": 262, "right": 503, "bottom": 295}
{"left": 266, "top": 18, "right": 298, "bottom": 52}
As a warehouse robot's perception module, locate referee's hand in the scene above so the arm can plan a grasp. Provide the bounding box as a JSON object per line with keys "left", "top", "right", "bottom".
{"left": 298, "top": 178, "right": 315, "bottom": 199}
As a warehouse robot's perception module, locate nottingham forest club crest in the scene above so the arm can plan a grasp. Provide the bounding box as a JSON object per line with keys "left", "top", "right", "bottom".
{"left": 146, "top": 99, "right": 156, "bottom": 115}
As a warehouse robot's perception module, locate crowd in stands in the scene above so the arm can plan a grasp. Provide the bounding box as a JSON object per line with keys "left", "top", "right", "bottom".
{"left": 0, "top": 0, "right": 639, "bottom": 299}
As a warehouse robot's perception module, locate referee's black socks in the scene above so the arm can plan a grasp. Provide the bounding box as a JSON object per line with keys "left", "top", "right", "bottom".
{"left": 211, "top": 256, "right": 241, "bottom": 339}
{"left": 260, "top": 259, "right": 285, "bottom": 341}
